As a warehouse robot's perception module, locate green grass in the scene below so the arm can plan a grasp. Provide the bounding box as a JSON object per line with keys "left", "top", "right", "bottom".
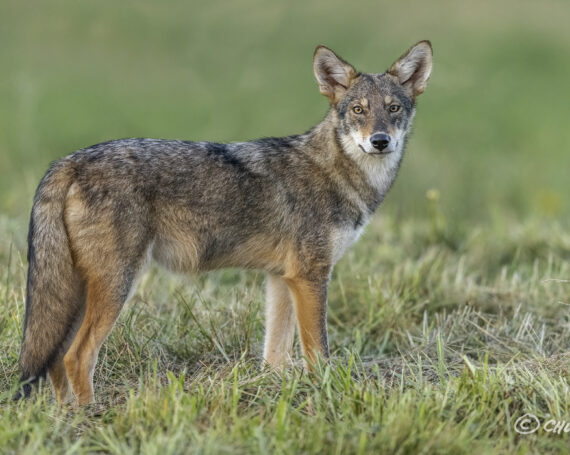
{"left": 1, "top": 214, "right": 569, "bottom": 453}
{"left": 1, "top": 0, "right": 570, "bottom": 453}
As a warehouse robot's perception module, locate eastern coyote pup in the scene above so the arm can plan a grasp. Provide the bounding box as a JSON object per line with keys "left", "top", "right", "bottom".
{"left": 17, "top": 41, "right": 433, "bottom": 404}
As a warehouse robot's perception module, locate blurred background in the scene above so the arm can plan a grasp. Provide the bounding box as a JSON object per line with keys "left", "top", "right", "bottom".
{"left": 1, "top": 0, "right": 569, "bottom": 229}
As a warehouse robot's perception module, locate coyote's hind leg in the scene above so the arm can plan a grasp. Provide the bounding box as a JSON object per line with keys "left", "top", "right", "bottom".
{"left": 63, "top": 272, "right": 133, "bottom": 405}
{"left": 49, "top": 301, "right": 85, "bottom": 404}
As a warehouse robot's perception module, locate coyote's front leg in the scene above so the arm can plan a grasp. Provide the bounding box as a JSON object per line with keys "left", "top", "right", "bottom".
{"left": 285, "top": 276, "right": 329, "bottom": 367}
{"left": 263, "top": 274, "right": 297, "bottom": 367}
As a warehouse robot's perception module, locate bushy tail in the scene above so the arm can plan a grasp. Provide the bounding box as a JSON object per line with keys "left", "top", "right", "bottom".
{"left": 15, "top": 160, "right": 79, "bottom": 399}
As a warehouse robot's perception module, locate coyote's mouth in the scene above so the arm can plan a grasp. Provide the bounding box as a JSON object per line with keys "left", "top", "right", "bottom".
{"left": 358, "top": 144, "right": 393, "bottom": 156}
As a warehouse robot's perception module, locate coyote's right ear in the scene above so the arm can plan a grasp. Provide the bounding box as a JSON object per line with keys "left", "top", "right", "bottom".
{"left": 313, "top": 46, "right": 357, "bottom": 104}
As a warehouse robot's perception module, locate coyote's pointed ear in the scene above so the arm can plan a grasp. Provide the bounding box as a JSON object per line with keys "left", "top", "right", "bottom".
{"left": 388, "top": 40, "right": 433, "bottom": 97}
{"left": 313, "top": 46, "right": 357, "bottom": 104}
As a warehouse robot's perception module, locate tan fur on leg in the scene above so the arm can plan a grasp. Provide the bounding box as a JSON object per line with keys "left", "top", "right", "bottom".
{"left": 263, "top": 274, "right": 296, "bottom": 367}
{"left": 285, "top": 277, "right": 329, "bottom": 367}
{"left": 49, "top": 354, "right": 73, "bottom": 404}
{"left": 63, "top": 278, "right": 122, "bottom": 405}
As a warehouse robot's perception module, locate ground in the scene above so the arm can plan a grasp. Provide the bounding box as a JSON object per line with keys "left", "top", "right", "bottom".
{"left": 1, "top": 213, "right": 569, "bottom": 453}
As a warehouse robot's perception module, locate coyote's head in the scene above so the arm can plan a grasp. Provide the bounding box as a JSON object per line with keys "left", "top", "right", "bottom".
{"left": 313, "top": 41, "right": 432, "bottom": 164}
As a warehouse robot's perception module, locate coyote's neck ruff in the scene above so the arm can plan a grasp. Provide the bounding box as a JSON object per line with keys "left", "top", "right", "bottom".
{"left": 17, "top": 41, "right": 432, "bottom": 405}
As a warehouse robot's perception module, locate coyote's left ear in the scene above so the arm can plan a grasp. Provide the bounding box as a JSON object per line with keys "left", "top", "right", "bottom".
{"left": 388, "top": 40, "right": 433, "bottom": 97}
{"left": 313, "top": 46, "right": 357, "bottom": 104}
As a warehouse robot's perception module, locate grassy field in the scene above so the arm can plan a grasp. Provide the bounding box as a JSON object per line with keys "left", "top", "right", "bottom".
{"left": 1, "top": 0, "right": 570, "bottom": 453}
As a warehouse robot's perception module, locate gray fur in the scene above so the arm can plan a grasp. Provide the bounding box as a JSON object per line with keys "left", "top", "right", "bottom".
{"left": 16, "top": 41, "right": 433, "bottom": 402}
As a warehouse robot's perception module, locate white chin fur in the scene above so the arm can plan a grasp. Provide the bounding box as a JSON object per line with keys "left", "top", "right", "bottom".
{"left": 341, "top": 132, "right": 404, "bottom": 193}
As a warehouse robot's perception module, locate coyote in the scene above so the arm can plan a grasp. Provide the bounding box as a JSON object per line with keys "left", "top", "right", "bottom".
{"left": 16, "top": 41, "right": 433, "bottom": 404}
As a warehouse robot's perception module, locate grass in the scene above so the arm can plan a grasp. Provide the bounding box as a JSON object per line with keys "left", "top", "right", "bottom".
{"left": 1, "top": 0, "right": 570, "bottom": 453}
{"left": 1, "top": 213, "right": 569, "bottom": 453}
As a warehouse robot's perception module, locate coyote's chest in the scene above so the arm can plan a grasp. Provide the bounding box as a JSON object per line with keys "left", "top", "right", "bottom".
{"left": 330, "top": 224, "right": 366, "bottom": 264}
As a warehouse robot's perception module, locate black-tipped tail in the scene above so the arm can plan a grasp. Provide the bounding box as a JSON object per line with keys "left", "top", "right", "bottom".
{"left": 12, "top": 372, "right": 46, "bottom": 401}
{"left": 18, "top": 160, "right": 78, "bottom": 397}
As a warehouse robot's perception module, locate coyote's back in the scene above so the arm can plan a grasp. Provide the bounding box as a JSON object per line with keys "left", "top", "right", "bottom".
{"left": 16, "top": 41, "right": 432, "bottom": 405}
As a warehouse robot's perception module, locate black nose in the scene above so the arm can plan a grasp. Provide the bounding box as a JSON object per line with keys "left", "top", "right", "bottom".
{"left": 370, "top": 133, "right": 391, "bottom": 151}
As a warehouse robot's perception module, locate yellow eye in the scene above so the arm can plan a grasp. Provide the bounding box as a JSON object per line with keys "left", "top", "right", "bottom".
{"left": 389, "top": 104, "right": 401, "bottom": 113}
{"left": 353, "top": 105, "right": 363, "bottom": 114}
